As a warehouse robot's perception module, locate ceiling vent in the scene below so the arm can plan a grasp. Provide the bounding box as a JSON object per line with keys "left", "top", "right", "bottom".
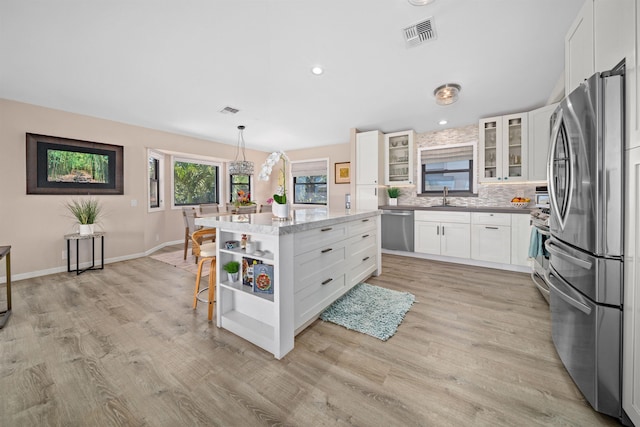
{"left": 403, "top": 17, "right": 437, "bottom": 48}
{"left": 219, "top": 106, "right": 240, "bottom": 115}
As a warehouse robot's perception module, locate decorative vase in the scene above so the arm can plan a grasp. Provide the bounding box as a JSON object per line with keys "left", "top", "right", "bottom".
{"left": 272, "top": 201, "right": 290, "bottom": 219}
{"left": 79, "top": 224, "right": 94, "bottom": 235}
{"left": 227, "top": 272, "right": 240, "bottom": 283}
{"left": 389, "top": 198, "right": 398, "bottom": 206}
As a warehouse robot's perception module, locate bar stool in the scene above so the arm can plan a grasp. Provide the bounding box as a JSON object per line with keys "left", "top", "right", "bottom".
{"left": 191, "top": 228, "right": 217, "bottom": 320}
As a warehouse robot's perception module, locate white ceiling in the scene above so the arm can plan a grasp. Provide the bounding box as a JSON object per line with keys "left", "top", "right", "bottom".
{"left": 0, "top": 0, "right": 584, "bottom": 152}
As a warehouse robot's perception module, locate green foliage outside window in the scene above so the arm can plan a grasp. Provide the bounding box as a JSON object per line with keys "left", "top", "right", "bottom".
{"left": 174, "top": 160, "right": 218, "bottom": 205}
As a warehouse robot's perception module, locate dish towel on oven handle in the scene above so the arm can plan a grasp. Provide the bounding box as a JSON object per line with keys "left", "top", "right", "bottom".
{"left": 528, "top": 227, "right": 544, "bottom": 258}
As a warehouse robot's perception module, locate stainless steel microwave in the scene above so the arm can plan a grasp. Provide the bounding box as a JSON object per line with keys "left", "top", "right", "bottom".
{"left": 535, "top": 186, "right": 549, "bottom": 208}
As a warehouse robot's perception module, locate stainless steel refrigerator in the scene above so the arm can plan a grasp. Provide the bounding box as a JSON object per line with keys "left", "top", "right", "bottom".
{"left": 547, "top": 67, "right": 624, "bottom": 420}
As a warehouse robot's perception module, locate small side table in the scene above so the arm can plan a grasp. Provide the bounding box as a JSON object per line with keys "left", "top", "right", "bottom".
{"left": 0, "top": 246, "right": 11, "bottom": 329}
{"left": 64, "top": 232, "right": 105, "bottom": 275}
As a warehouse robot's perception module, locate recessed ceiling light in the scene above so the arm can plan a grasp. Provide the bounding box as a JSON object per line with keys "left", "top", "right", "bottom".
{"left": 311, "top": 66, "right": 324, "bottom": 75}
{"left": 408, "top": 0, "right": 435, "bottom": 5}
{"left": 439, "top": 119, "right": 448, "bottom": 125}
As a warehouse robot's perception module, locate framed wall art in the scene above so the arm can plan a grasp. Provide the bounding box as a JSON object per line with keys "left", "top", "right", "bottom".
{"left": 26, "top": 133, "right": 124, "bottom": 195}
{"left": 334, "top": 162, "right": 350, "bottom": 184}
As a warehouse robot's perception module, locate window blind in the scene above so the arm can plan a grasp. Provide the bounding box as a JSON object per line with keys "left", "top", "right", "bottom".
{"left": 421, "top": 146, "right": 473, "bottom": 164}
{"left": 291, "top": 160, "right": 328, "bottom": 177}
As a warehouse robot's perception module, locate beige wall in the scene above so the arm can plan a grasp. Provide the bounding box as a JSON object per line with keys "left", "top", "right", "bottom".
{"left": 0, "top": 99, "right": 274, "bottom": 279}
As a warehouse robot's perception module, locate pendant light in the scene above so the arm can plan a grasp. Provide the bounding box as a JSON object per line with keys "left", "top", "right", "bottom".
{"left": 228, "top": 125, "right": 254, "bottom": 175}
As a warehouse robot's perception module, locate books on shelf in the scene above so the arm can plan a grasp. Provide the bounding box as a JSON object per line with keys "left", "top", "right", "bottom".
{"left": 242, "top": 257, "right": 261, "bottom": 287}
{"left": 252, "top": 263, "right": 274, "bottom": 294}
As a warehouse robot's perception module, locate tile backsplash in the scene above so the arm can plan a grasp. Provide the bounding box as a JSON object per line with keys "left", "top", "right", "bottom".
{"left": 392, "top": 123, "right": 539, "bottom": 208}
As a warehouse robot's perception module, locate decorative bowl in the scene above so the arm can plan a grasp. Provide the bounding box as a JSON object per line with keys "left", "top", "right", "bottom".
{"left": 510, "top": 201, "right": 529, "bottom": 208}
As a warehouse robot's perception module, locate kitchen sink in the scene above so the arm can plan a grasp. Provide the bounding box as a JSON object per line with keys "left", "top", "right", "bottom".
{"left": 429, "top": 204, "right": 464, "bottom": 209}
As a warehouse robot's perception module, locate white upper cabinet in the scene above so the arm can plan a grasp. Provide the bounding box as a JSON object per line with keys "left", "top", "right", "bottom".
{"left": 384, "top": 130, "right": 415, "bottom": 185}
{"left": 528, "top": 103, "right": 558, "bottom": 182}
{"left": 565, "top": 0, "right": 595, "bottom": 95}
{"left": 355, "top": 130, "right": 383, "bottom": 185}
{"left": 479, "top": 113, "right": 528, "bottom": 183}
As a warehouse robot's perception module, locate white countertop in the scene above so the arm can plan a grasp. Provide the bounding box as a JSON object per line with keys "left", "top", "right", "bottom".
{"left": 195, "top": 208, "right": 381, "bottom": 236}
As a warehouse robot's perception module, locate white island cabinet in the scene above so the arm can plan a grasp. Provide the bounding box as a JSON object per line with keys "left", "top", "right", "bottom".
{"left": 195, "top": 209, "right": 381, "bottom": 359}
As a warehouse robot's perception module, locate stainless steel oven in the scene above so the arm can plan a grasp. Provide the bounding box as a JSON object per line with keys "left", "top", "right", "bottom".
{"left": 530, "top": 209, "right": 551, "bottom": 303}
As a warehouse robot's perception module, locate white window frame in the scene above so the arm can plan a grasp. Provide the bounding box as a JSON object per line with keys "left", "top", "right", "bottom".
{"left": 290, "top": 158, "right": 329, "bottom": 207}
{"left": 148, "top": 149, "right": 165, "bottom": 213}
{"left": 418, "top": 141, "right": 478, "bottom": 195}
{"left": 171, "top": 155, "right": 223, "bottom": 209}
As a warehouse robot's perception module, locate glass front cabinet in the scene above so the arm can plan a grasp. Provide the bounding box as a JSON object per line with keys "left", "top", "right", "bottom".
{"left": 479, "top": 113, "right": 528, "bottom": 183}
{"left": 384, "top": 130, "right": 415, "bottom": 185}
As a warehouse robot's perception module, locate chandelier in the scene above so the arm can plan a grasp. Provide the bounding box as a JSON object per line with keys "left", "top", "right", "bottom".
{"left": 228, "top": 125, "right": 254, "bottom": 175}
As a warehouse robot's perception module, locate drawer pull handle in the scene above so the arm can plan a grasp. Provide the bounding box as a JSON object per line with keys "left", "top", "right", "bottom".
{"left": 321, "top": 248, "right": 333, "bottom": 253}
{"left": 485, "top": 226, "right": 499, "bottom": 230}
{"left": 362, "top": 234, "right": 370, "bottom": 238}
{"left": 363, "top": 256, "right": 370, "bottom": 262}
{"left": 321, "top": 227, "right": 333, "bottom": 232}
{"left": 321, "top": 278, "right": 333, "bottom": 285}
{"left": 362, "top": 219, "right": 369, "bottom": 222}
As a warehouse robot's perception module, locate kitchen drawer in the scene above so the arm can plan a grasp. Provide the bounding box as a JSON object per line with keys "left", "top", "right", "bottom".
{"left": 471, "top": 212, "right": 511, "bottom": 226}
{"left": 294, "top": 239, "right": 347, "bottom": 293}
{"left": 415, "top": 210, "right": 470, "bottom": 223}
{"left": 348, "top": 217, "right": 377, "bottom": 237}
{"left": 347, "top": 229, "right": 377, "bottom": 256}
{"left": 294, "top": 223, "right": 348, "bottom": 254}
{"left": 471, "top": 224, "right": 511, "bottom": 263}
{"left": 347, "top": 246, "right": 378, "bottom": 287}
{"left": 294, "top": 272, "right": 346, "bottom": 329}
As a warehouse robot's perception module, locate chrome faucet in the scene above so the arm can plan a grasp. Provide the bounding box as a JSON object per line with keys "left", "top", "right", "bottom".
{"left": 443, "top": 186, "right": 449, "bottom": 206}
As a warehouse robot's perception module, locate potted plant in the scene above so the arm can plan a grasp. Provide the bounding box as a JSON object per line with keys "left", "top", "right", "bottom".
{"left": 387, "top": 187, "right": 401, "bottom": 206}
{"left": 65, "top": 197, "right": 102, "bottom": 235}
{"left": 222, "top": 260, "right": 240, "bottom": 283}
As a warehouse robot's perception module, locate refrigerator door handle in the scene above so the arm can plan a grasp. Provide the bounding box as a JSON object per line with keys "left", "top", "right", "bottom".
{"left": 547, "top": 268, "right": 592, "bottom": 315}
{"left": 545, "top": 240, "right": 592, "bottom": 270}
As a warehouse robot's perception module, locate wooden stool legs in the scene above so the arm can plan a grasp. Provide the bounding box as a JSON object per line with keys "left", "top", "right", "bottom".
{"left": 193, "top": 257, "right": 216, "bottom": 321}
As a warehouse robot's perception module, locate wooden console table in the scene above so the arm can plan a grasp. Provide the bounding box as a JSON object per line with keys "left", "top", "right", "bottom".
{"left": 64, "top": 232, "right": 105, "bottom": 275}
{"left": 0, "top": 246, "right": 11, "bottom": 329}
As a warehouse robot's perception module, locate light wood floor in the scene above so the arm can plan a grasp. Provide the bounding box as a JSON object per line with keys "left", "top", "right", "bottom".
{"left": 0, "top": 249, "right": 620, "bottom": 426}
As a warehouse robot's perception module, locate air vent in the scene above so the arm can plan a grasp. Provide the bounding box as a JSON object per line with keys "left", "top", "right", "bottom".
{"left": 403, "top": 17, "right": 437, "bottom": 48}
{"left": 219, "top": 106, "right": 240, "bottom": 114}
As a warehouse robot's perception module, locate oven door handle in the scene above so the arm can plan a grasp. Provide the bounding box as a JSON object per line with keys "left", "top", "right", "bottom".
{"left": 546, "top": 268, "right": 592, "bottom": 315}
{"left": 544, "top": 240, "right": 592, "bottom": 270}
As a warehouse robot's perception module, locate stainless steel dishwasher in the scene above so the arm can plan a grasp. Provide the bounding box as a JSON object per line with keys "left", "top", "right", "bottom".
{"left": 381, "top": 210, "right": 414, "bottom": 251}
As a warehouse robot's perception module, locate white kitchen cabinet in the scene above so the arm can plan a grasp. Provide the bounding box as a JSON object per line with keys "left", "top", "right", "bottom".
{"left": 624, "top": 146, "right": 640, "bottom": 426}
{"left": 384, "top": 130, "right": 415, "bottom": 185}
{"left": 355, "top": 185, "right": 379, "bottom": 211}
{"left": 528, "top": 103, "right": 558, "bottom": 182}
{"left": 471, "top": 213, "right": 511, "bottom": 264}
{"left": 479, "top": 113, "right": 528, "bottom": 183}
{"left": 355, "top": 131, "right": 383, "bottom": 210}
{"left": 511, "top": 213, "right": 532, "bottom": 268}
{"left": 356, "top": 130, "right": 383, "bottom": 185}
{"left": 565, "top": 0, "right": 595, "bottom": 95}
{"left": 414, "top": 211, "right": 470, "bottom": 258}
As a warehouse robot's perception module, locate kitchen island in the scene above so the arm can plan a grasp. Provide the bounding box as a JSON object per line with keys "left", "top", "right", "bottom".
{"left": 195, "top": 208, "right": 381, "bottom": 359}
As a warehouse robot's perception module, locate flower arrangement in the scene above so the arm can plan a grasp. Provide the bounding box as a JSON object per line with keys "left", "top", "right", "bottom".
{"left": 258, "top": 151, "right": 289, "bottom": 204}
{"left": 233, "top": 190, "right": 255, "bottom": 208}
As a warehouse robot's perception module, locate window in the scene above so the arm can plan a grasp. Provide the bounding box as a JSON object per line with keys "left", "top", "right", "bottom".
{"left": 419, "top": 143, "right": 477, "bottom": 195}
{"left": 230, "top": 174, "right": 251, "bottom": 203}
{"left": 291, "top": 159, "right": 328, "bottom": 205}
{"left": 172, "top": 157, "right": 220, "bottom": 206}
{"left": 148, "top": 150, "right": 164, "bottom": 211}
